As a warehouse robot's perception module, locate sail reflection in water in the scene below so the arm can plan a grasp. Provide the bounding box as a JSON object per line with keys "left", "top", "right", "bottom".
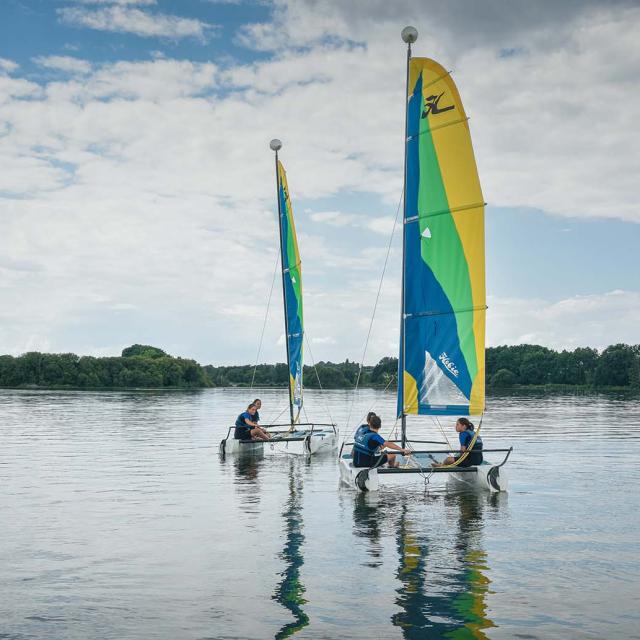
{"left": 272, "top": 459, "right": 309, "bottom": 638}
{"left": 353, "top": 492, "right": 500, "bottom": 638}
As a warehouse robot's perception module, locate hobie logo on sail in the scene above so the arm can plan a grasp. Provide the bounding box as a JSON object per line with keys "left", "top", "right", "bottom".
{"left": 438, "top": 352, "right": 459, "bottom": 378}
{"left": 422, "top": 92, "right": 455, "bottom": 118}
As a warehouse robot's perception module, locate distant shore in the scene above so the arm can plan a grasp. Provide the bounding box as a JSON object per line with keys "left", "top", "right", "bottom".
{"left": 1, "top": 342, "right": 638, "bottom": 392}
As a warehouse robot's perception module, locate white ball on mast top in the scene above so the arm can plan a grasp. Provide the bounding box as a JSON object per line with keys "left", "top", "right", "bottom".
{"left": 401, "top": 26, "right": 418, "bottom": 44}
{"left": 270, "top": 139, "right": 283, "bottom": 151}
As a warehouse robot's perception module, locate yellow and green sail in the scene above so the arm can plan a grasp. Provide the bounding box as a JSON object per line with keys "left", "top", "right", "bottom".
{"left": 398, "top": 58, "right": 486, "bottom": 418}
{"left": 277, "top": 161, "right": 304, "bottom": 417}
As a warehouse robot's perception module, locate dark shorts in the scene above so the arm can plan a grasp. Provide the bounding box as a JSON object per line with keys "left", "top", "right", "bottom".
{"left": 234, "top": 427, "right": 252, "bottom": 441}
{"left": 454, "top": 451, "right": 483, "bottom": 467}
{"left": 353, "top": 452, "right": 389, "bottom": 468}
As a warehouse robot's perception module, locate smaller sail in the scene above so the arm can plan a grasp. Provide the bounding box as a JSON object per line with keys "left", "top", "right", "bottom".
{"left": 277, "top": 161, "right": 304, "bottom": 418}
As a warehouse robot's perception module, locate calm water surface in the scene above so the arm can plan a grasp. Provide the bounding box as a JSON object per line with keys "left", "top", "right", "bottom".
{"left": 1, "top": 388, "right": 639, "bottom": 639}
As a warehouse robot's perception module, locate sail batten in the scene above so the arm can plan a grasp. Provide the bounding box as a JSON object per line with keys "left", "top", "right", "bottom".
{"left": 398, "top": 58, "right": 486, "bottom": 418}
{"left": 277, "top": 160, "right": 304, "bottom": 420}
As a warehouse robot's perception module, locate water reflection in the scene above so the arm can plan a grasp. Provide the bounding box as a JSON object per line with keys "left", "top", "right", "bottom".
{"left": 224, "top": 451, "right": 265, "bottom": 510}
{"left": 272, "top": 458, "right": 308, "bottom": 639}
{"left": 353, "top": 491, "right": 500, "bottom": 638}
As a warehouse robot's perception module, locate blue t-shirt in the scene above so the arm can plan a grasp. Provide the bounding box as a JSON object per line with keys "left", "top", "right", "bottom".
{"left": 239, "top": 411, "right": 254, "bottom": 425}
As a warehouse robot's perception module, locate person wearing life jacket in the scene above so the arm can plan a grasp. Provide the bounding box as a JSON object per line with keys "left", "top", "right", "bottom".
{"left": 353, "top": 411, "right": 377, "bottom": 443}
{"left": 234, "top": 403, "right": 270, "bottom": 441}
{"left": 352, "top": 415, "right": 411, "bottom": 468}
{"left": 435, "top": 417, "right": 483, "bottom": 467}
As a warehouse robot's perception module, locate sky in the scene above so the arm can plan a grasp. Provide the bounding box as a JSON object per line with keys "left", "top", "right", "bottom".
{"left": 0, "top": 0, "right": 638, "bottom": 366}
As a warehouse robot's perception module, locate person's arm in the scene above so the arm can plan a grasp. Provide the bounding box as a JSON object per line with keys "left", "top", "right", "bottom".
{"left": 244, "top": 418, "right": 258, "bottom": 427}
{"left": 383, "top": 440, "right": 411, "bottom": 456}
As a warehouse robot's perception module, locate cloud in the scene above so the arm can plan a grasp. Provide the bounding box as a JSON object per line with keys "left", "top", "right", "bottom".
{"left": 309, "top": 210, "right": 396, "bottom": 235}
{"left": 487, "top": 290, "right": 640, "bottom": 350}
{"left": 58, "top": 5, "right": 216, "bottom": 40}
{"left": 33, "top": 55, "right": 92, "bottom": 75}
{"left": 75, "top": 0, "right": 157, "bottom": 4}
{"left": 71, "top": 0, "right": 157, "bottom": 5}
{"left": 235, "top": 2, "right": 640, "bottom": 222}
{"left": 0, "top": 58, "right": 19, "bottom": 73}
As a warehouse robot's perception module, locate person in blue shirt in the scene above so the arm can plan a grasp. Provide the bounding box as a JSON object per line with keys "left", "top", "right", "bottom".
{"left": 435, "top": 417, "right": 483, "bottom": 467}
{"left": 352, "top": 415, "right": 411, "bottom": 468}
{"left": 234, "top": 403, "right": 270, "bottom": 441}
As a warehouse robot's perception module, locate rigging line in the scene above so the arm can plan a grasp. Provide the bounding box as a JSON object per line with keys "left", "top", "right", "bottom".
{"left": 303, "top": 332, "right": 335, "bottom": 427}
{"left": 250, "top": 251, "right": 280, "bottom": 391}
{"left": 267, "top": 405, "right": 288, "bottom": 428}
{"left": 354, "top": 372, "right": 397, "bottom": 437}
{"left": 345, "top": 187, "right": 404, "bottom": 431}
{"left": 434, "top": 416, "right": 454, "bottom": 450}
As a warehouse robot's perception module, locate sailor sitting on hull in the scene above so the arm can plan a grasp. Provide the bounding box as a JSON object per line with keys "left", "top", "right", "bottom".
{"left": 433, "top": 417, "right": 483, "bottom": 467}
{"left": 234, "top": 403, "right": 270, "bottom": 442}
{"left": 352, "top": 415, "right": 410, "bottom": 468}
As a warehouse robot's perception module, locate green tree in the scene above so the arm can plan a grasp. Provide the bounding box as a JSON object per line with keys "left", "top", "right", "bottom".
{"left": 121, "top": 344, "right": 167, "bottom": 359}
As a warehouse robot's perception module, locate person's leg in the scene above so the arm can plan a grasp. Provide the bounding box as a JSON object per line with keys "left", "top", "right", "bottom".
{"left": 251, "top": 427, "right": 269, "bottom": 441}
{"left": 432, "top": 455, "right": 455, "bottom": 467}
{"left": 387, "top": 453, "right": 398, "bottom": 468}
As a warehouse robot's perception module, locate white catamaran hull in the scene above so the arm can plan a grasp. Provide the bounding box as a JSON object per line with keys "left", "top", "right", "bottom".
{"left": 220, "top": 429, "right": 338, "bottom": 457}
{"left": 339, "top": 454, "right": 508, "bottom": 493}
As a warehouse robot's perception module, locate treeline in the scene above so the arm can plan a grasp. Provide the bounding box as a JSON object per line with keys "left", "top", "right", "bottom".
{"left": 1, "top": 343, "right": 638, "bottom": 390}
{"left": 206, "top": 344, "right": 640, "bottom": 390}
{"left": 0, "top": 345, "right": 209, "bottom": 389}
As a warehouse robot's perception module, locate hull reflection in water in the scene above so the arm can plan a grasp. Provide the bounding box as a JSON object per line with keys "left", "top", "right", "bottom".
{"left": 272, "top": 459, "right": 309, "bottom": 638}
{"left": 353, "top": 492, "right": 501, "bottom": 638}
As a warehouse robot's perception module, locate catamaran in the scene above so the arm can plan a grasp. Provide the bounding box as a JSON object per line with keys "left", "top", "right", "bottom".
{"left": 339, "top": 27, "right": 512, "bottom": 491}
{"left": 220, "top": 140, "right": 338, "bottom": 456}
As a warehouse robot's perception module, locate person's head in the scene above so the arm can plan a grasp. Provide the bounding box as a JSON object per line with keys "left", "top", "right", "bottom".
{"left": 247, "top": 403, "right": 257, "bottom": 415}
{"left": 366, "top": 411, "right": 377, "bottom": 425}
{"left": 369, "top": 415, "right": 382, "bottom": 431}
{"left": 253, "top": 398, "right": 262, "bottom": 409}
{"left": 456, "top": 417, "right": 474, "bottom": 432}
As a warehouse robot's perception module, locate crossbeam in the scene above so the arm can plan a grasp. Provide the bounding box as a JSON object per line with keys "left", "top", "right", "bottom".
{"left": 377, "top": 466, "right": 477, "bottom": 474}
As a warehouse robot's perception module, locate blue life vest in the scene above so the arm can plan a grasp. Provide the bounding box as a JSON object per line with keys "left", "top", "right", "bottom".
{"left": 353, "top": 426, "right": 383, "bottom": 456}
{"left": 460, "top": 429, "right": 483, "bottom": 450}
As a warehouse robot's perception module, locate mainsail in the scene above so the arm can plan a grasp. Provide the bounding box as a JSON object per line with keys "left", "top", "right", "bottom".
{"left": 398, "top": 58, "right": 486, "bottom": 418}
{"left": 276, "top": 160, "right": 304, "bottom": 421}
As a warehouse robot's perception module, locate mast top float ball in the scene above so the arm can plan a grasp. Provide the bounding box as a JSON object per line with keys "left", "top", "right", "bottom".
{"left": 270, "top": 139, "right": 283, "bottom": 151}
{"left": 401, "top": 26, "right": 418, "bottom": 44}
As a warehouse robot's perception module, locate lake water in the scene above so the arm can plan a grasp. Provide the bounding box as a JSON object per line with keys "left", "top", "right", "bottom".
{"left": 1, "top": 388, "right": 639, "bottom": 639}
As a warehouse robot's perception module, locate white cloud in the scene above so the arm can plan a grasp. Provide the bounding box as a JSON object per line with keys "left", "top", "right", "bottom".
{"left": 309, "top": 210, "right": 396, "bottom": 235}
{"left": 33, "top": 55, "right": 92, "bottom": 75}
{"left": 487, "top": 290, "right": 640, "bottom": 350}
{"left": 0, "top": 58, "right": 19, "bottom": 73}
{"left": 235, "top": 2, "right": 640, "bottom": 222}
{"left": 73, "top": 0, "right": 157, "bottom": 4}
{"left": 58, "top": 5, "right": 216, "bottom": 40}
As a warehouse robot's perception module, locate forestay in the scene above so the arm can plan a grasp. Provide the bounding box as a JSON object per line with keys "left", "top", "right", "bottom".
{"left": 398, "top": 58, "right": 486, "bottom": 418}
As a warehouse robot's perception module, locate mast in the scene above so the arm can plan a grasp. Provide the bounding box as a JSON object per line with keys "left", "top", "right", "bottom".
{"left": 270, "top": 138, "right": 295, "bottom": 428}
{"left": 399, "top": 26, "right": 418, "bottom": 448}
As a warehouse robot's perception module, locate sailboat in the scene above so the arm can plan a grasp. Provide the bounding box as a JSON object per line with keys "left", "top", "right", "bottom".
{"left": 339, "top": 27, "right": 512, "bottom": 490}
{"left": 220, "top": 140, "right": 338, "bottom": 456}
